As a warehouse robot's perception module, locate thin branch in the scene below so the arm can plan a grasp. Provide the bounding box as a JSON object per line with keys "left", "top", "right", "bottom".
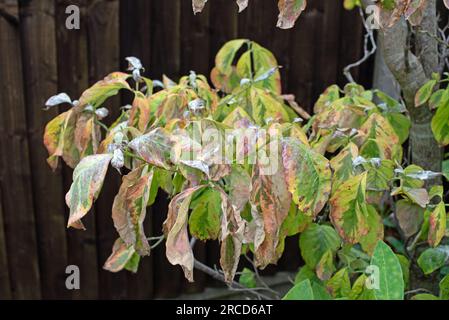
{"left": 190, "top": 238, "right": 274, "bottom": 300}
{"left": 343, "top": 7, "right": 377, "bottom": 83}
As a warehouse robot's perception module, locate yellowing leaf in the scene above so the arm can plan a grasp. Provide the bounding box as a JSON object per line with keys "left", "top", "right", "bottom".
{"left": 428, "top": 202, "right": 447, "bottom": 247}
{"left": 78, "top": 72, "right": 131, "bottom": 108}
{"left": 282, "top": 138, "right": 332, "bottom": 217}
{"left": 66, "top": 154, "right": 112, "bottom": 228}
{"left": 330, "top": 172, "right": 369, "bottom": 244}
{"left": 128, "top": 92, "right": 152, "bottom": 132}
{"left": 188, "top": 188, "right": 222, "bottom": 241}
{"left": 415, "top": 79, "right": 436, "bottom": 107}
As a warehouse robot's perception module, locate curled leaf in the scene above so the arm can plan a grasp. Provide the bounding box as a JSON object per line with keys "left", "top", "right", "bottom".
{"left": 277, "top": 0, "right": 307, "bottom": 29}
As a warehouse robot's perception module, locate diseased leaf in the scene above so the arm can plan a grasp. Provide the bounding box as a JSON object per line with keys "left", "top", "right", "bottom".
{"left": 236, "top": 0, "right": 249, "bottom": 12}
{"left": 359, "top": 205, "right": 384, "bottom": 255}
{"left": 371, "top": 241, "right": 404, "bottom": 300}
{"left": 417, "top": 246, "right": 449, "bottom": 275}
{"left": 326, "top": 268, "right": 351, "bottom": 299}
{"left": 45, "top": 93, "right": 72, "bottom": 109}
{"left": 112, "top": 165, "right": 153, "bottom": 256}
{"left": 282, "top": 138, "right": 332, "bottom": 217}
{"left": 428, "top": 202, "right": 447, "bottom": 247}
{"left": 251, "top": 143, "right": 292, "bottom": 268}
{"left": 78, "top": 72, "right": 131, "bottom": 108}
{"left": 128, "top": 92, "right": 152, "bottom": 132}
{"left": 163, "top": 186, "right": 206, "bottom": 282}
{"left": 189, "top": 188, "right": 222, "bottom": 241}
{"left": 316, "top": 250, "right": 335, "bottom": 281}
{"left": 330, "top": 172, "right": 369, "bottom": 244}
{"left": 219, "top": 189, "right": 245, "bottom": 283}
{"left": 129, "top": 128, "right": 174, "bottom": 170}
{"left": 66, "top": 154, "right": 112, "bottom": 228}
{"left": 277, "top": 0, "right": 307, "bottom": 29}
{"left": 395, "top": 199, "right": 424, "bottom": 238}
{"left": 103, "top": 238, "right": 136, "bottom": 273}
{"left": 415, "top": 79, "right": 437, "bottom": 107}
{"left": 192, "top": 0, "right": 208, "bottom": 14}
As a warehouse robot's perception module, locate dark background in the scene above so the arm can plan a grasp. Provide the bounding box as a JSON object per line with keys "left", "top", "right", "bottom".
{"left": 0, "top": 0, "right": 372, "bottom": 299}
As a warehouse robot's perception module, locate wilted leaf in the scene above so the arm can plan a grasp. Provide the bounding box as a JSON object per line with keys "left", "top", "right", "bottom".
{"left": 192, "top": 0, "right": 208, "bottom": 14}
{"left": 251, "top": 147, "right": 292, "bottom": 268}
{"left": 103, "top": 238, "right": 137, "bottom": 273}
{"left": 66, "top": 154, "right": 112, "bottom": 228}
{"left": 277, "top": 0, "right": 307, "bottom": 29}
{"left": 330, "top": 172, "right": 369, "bottom": 243}
{"left": 395, "top": 199, "right": 424, "bottom": 238}
{"left": 45, "top": 93, "right": 72, "bottom": 109}
{"left": 112, "top": 165, "right": 153, "bottom": 256}
{"left": 236, "top": 0, "right": 249, "bottom": 12}
{"left": 282, "top": 138, "right": 332, "bottom": 217}
{"left": 129, "top": 128, "right": 174, "bottom": 170}
{"left": 371, "top": 241, "right": 404, "bottom": 300}
{"left": 164, "top": 186, "right": 206, "bottom": 282}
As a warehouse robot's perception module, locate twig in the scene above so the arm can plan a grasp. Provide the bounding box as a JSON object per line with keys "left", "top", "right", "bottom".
{"left": 343, "top": 7, "right": 377, "bottom": 83}
{"left": 190, "top": 238, "right": 274, "bottom": 300}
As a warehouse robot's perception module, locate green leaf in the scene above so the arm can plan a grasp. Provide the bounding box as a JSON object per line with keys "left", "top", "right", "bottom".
{"left": 282, "top": 138, "right": 332, "bottom": 217}
{"left": 429, "top": 89, "right": 445, "bottom": 110}
{"left": 239, "top": 268, "right": 257, "bottom": 289}
{"left": 371, "top": 241, "right": 404, "bottom": 300}
{"left": 384, "top": 113, "right": 410, "bottom": 144}
{"left": 330, "top": 172, "right": 369, "bottom": 243}
{"left": 417, "top": 246, "right": 449, "bottom": 275}
{"left": 189, "top": 188, "right": 222, "bottom": 241}
{"left": 396, "top": 254, "right": 410, "bottom": 290}
{"left": 359, "top": 205, "right": 384, "bottom": 255}
{"left": 66, "top": 154, "right": 112, "bottom": 229}
{"left": 282, "top": 279, "right": 315, "bottom": 300}
{"left": 415, "top": 79, "right": 437, "bottom": 107}
{"left": 411, "top": 294, "right": 440, "bottom": 300}
{"left": 439, "top": 273, "right": 449, "bottom": 299}
{"left": 294, "top": 265, "right": 320, "bottom": 284}
{"left": 431, "top": 89, "right": 449, "bottom": 146}
{"left": 215, "top": 39, "right": 248, "bottom": 76}
{"left": 299, "top": 224, "right": 341, "bottom": 269}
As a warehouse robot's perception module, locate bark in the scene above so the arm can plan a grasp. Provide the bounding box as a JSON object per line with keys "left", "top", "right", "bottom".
{"left": 380, "top": 1, "right": 442, "bottom": 175}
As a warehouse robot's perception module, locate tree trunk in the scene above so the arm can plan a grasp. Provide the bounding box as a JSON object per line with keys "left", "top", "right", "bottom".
{"left": 380, "top": 1, "right": 442, "bottom": 175}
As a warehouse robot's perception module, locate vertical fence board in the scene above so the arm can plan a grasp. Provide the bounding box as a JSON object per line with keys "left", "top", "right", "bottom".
{"left": 55, "top": 0, "right": 100, "bottom": 299}
{"left": 120, "top": 0, "right": 154, "bottom": 300}
{"left": 87, "top": 0, "right": 127, "bottom": 300}
{"left": 150, "top": 0, "right": 183, "bottom": 299}
{"left": 0, "top": 0, "right": 41, "bottom": 299}
{"left": 0, "top": 191, "right": 11, "bottom": 299}
{"left": 18, "top": 0, "right": 70, "bottom": 300}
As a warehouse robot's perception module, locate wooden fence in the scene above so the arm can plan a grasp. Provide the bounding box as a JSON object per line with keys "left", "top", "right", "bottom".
{"left": 0, "top": 0, "right": 370, "bottom": 300}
